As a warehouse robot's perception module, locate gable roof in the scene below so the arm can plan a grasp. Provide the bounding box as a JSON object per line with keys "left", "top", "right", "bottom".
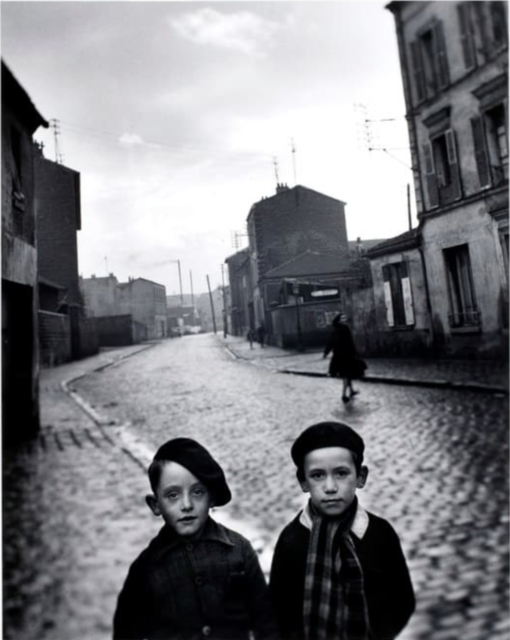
{"left": 366, "top": 228, "right": 421, "bottom": 258}
{"left": 262, "top": 250, "right": 367, "bottom": 280}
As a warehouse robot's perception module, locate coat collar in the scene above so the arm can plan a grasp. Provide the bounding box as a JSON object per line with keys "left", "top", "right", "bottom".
{"left": 152, "top": 516, "right": 236, "bottom": 556}
{"left": 299, "top": 500, "right": 369, "bottom": 539}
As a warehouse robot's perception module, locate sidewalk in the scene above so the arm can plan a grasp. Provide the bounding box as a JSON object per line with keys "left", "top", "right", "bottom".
{"left": 220, "top": 334, "right": 509, "bottom": 394}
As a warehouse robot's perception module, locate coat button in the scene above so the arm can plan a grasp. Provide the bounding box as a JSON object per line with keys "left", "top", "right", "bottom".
{"left": 186, "top": 544, "right": 193, "bottom": 552}
{"left": 195, "top": 576, "right": 203, "bottom": 586}
{"left": 202, "top": 625, "right": 212, "bottom": 636}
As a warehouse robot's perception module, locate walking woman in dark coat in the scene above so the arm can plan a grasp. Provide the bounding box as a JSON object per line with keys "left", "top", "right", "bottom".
{"left": 323, "top": 313, "right": 366, "bottom": 403}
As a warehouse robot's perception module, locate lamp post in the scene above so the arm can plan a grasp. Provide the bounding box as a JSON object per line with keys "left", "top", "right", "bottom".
{"left": 292, "top": 280, "right": 303, "bottom": 352}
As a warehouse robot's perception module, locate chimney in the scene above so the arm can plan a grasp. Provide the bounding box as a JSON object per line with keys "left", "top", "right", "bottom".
{"left": 276, "top": 182, "right": 290, "bottom": 194}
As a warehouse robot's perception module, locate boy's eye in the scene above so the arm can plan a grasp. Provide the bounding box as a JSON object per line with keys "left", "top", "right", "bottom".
{"left": 166, "top": 492, "right": 179, "bottom": 500}
{"left": 310, "top": 472, "right": 323, "bottom": 480}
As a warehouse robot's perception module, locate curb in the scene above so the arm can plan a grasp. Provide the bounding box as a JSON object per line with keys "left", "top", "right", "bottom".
{"left": 279, "top": 369, "right": 508, "bottom": 395}
{"left": 222, "top": 342, "right": 508, "bottom": 396}
{"left": 59, "top": 343, "right": 158, "bottom": 468}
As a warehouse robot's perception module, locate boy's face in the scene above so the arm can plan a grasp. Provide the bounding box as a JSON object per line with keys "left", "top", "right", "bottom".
{"left": 299, "top": 446, "right": 367, "bottom": 518}
{"left": 146, "top": 461, "right": 213, "bottom": 539}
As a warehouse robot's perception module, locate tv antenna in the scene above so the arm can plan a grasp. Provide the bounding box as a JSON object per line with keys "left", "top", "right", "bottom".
{"left": 272, "top": 156, "right": 280, "bottom": 185}
{"left": 50, "top": 118, "right": 64, "bottom": 164}
{"left": 290, "top": 138, "right": 297, "bottom": 185}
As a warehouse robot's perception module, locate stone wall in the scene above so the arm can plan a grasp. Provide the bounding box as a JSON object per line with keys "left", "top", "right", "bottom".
{"left": 39, "top": 310, "right": 71, "bottom": 366}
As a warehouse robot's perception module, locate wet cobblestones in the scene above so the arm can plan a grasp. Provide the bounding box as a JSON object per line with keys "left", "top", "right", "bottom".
{"left": 3, "top": 334, "right": 509, "bottom": 640}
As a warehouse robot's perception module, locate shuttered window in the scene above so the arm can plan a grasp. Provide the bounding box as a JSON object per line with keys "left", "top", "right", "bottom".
{"left": 382, "top": 262, "right": 415, "bottom": 328}
{"left": 423, "top": 130, "right": 462, "bottom": 208}
{"left": 471, "top": 104, "right": 508, "bottom": 189}
{"left": 410, "top": 21, "right": 450, "bottom": 103}
{"left": 443, "top": 245, "right": 480, "bottom": 328}
{"left": 457, "top": 3, "right": 477, "bottom": 70}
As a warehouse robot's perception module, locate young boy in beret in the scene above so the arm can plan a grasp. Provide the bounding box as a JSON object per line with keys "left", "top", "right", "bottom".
{"left": 113, "top": 437, "right": 279, "bottom": 640}
{"left": 270, "top": 422, "right": 414, "bottom": 640}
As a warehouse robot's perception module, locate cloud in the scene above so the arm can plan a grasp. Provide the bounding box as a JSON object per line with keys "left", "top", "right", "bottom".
{"left": 169, "top": 8, "right": 281, "bottom": 56}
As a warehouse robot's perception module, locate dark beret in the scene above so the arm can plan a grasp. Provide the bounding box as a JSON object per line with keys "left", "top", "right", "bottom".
{"left": 153, "top": 437, "right": 231, "bottom": 506}
{"left": 291, "top": 421, "right": 364, "bottom": 468}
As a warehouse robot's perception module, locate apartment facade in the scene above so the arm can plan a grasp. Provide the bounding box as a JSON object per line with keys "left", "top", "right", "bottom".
{"left": 387, "top": 1, "right": 508, "bottom": 358}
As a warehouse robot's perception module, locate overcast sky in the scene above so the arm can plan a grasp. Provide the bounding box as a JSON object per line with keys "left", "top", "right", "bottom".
{"left": 2, "top": 0, "right": 414, "bottom": 296}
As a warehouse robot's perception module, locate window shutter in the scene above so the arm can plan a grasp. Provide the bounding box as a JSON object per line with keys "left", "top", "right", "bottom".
{"left": 423, "top": 142, "right": 439, "bottom": 208}
{"left": 410, "top": 40, "right": 426, "bottom": 103}
{"left": 434, "top": 21, "right": 450, "bottom": 89}
{"left": 382, "top": 265, "right": 395, "bottom": 327}
{"left": 445, "top": 129, "right": 462, "bottom": 200}
{"left": 457, "top": 4, "right": 476, "bottom": 70}
{"left": 471, "top": 116, "right": 491, "bottom": 189}
{"left": 400, "top": 261, "right": 415, "bottom": 326}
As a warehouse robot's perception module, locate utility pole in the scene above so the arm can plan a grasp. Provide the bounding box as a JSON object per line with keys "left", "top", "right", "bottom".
{"left": 189, "top": 270, "right": 194, "bottom": 306}
{"left": 206, "top": 275, "right": 217, "bottom": 334}
{"left": 221, "top": 264, "right": 227, "bottom": 338}
{"left": 177, "top": 260, "right": 183, "bottom": 306}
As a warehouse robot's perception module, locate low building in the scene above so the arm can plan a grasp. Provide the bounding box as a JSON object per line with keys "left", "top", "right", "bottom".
{"left": 366, "top": 229, "right": 432, "bottom": 356}
{"left": 117, "top": 277, "right": 167, "bottom": 340}
{"left": 262, "top": 250, "right": 374, "bottom": 350}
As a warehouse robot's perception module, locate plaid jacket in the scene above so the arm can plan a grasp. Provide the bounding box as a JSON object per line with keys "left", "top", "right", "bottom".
{"left": 269, "top": 507, "right": 415, "bottom": 640}
{"left": 113, "top": 517, "right": 279, "bottom": 640}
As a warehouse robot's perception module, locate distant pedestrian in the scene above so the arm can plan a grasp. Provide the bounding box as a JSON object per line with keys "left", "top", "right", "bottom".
{"left": 270, "top": 421, "right": 415, "bottom": 640}
{"left": 248, "top": 328, "right": 255, "bottom": 349}
{"left": 323, "top": 313, "right": 366, "bottom": 403}
{"left": 113, "top": 437, "right": 278, "bottom": 640}
{"left": 257, "top": 323, "right": 266, "bottom": 348}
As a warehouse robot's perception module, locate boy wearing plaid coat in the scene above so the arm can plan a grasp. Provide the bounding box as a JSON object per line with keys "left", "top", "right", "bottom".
{"left": 113, "top": 438, "right": 278, "bottom": 640}
{"left": 270, "top": 422, "right": 414, "bottom": 640}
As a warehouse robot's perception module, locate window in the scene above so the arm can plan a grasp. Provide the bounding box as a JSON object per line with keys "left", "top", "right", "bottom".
{"left": 473, "top": 2, "right": 508, "bottom": 60}
{"left": 410, "top": 21, "right": 449, "bottom": 103}
{"left": 382, "top": 261, "right": 415, "bottom": 328}
{"left": 457, "top": 3, "right": 477, "bottom": 70}
{"left": 422, "top": 129, "right": 462, "bottom": 208}
{"left": 443, "top": 245, "right": 480, "bottom": 328}
{"left": 471, "top": 103, "right": 508, "bottom": 189}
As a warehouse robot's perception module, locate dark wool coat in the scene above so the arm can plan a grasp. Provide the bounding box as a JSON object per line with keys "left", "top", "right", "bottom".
{"left": 269, "top": 509, "right": 415, "bottom": 640}
{"left": 324, "top": 322, "right": 365, "bottom": 380}
{"left": 113, "top": 518, "right": 279, "bottom": 640}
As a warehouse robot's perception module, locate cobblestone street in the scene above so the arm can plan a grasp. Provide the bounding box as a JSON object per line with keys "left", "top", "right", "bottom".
{"left": 3, "top": 333, "right": 509, "bottom": 640}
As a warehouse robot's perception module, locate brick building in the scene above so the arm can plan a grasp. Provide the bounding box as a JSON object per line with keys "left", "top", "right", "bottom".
{"left": 225, "top": 248, "right": 255, "bottom": 337}
{"left": 244, "top": 183, "right": 351, "bottom": 342}
{"left": 34, "top": 152, "right": 98, "bottom": 364}
{"left": 2, "top": 61, "right": 48, "bottom": 442}
{"left": 385, "top": 1, "right": 508, "bottom": 359}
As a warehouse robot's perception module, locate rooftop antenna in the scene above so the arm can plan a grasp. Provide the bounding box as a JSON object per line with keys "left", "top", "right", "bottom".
{"left": 50, "top": 118, "right": 63, "bottom": 164}
{"left": 273, "top": 156, "right": 280, "bottom": 186}
{"left": 104, "top": 256, "right": 108, "bottom": 275}
{"left": 290, "top": 138, "right": 297, "bottom": 186}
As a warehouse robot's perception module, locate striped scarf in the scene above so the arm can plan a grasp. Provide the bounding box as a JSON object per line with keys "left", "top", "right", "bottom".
{"left": 303, "top": 498, "right": 370, "bottom": 640}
